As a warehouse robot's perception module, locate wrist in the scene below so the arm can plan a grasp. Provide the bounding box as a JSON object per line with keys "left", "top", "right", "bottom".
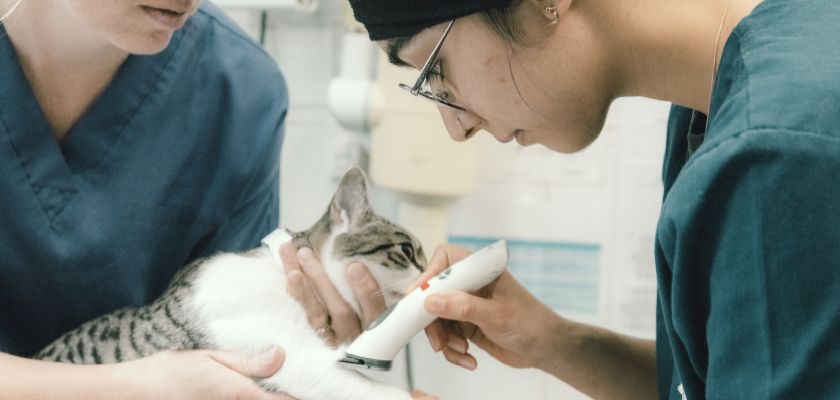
{"left": 0, "top": 354, "right": 139, "bottom": 400}
{"left": 532, "top": 315, "right": 594, "bottom": 375}
{"left": 100, "top": 359, "right": 147, "bottom": 400}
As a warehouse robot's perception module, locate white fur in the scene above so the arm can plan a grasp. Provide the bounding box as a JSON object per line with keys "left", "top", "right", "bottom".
{"left": 189, "top": 228, "right": 417, "bottom": 400}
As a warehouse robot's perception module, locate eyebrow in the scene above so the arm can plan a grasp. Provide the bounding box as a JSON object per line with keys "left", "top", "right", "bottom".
{"left": 386, "top": 36, "right": 417, "bottom": 68}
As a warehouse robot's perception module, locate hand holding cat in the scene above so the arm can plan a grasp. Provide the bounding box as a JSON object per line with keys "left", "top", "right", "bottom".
{"left": 420, "top": 244, "right": 566, "bottom": 373}
{"left": 279, "top": 242, "right": 386, "bottom": 345}
{"left": 119, "top": 347, "right": 297, "bottom": 399}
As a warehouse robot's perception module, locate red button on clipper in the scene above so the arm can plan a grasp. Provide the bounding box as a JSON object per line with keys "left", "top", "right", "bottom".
{"left": 420, "top": 281, "right": 430, "bottom": 291}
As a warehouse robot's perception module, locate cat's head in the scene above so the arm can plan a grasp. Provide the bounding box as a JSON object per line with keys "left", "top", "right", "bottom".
{"left": 294, "top": 167, "right": 427, "bottom": 310}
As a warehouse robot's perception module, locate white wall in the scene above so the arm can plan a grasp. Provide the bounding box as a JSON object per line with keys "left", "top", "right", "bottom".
{"left": 220, "top": 2, "right": 669, "bottom": 399}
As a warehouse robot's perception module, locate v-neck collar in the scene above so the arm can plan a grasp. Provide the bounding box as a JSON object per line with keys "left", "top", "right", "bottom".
{"left": 0, "top": 22, "right": 193, "bottom": 224}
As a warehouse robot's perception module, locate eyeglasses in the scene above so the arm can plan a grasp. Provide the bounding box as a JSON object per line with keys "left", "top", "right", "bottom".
{"left": 398, "top": 20, "right": 466, "bottom": 112}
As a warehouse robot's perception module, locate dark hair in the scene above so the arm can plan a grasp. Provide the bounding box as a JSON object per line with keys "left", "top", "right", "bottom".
{"left": 483, "top": 0, "right": 525, "bottom": 44}
{"left": 385, "top": 1, "right": 525, "bottom": 67}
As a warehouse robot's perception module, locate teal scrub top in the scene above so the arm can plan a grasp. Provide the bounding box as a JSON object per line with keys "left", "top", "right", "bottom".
{"left": 0, "top": 4, "right": 287, "bottom": 357}
{"left": 656, "top": 0, "right": 840, "bottom": 398}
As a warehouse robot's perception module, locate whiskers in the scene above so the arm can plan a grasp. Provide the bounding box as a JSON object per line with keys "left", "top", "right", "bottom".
{"left": 369, "top": 283, "right": 409, "bottom": 305}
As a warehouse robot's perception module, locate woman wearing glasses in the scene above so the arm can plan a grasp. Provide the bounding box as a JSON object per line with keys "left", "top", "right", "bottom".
{"left": 285, "top": 0, "right": 840, "bottom": 398}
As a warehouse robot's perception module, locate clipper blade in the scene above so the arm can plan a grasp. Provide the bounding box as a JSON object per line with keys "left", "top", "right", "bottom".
{"left": 338, "top": 354, "right": 393, "bottom": 371}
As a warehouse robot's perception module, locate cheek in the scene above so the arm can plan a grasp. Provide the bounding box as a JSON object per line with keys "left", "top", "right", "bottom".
{"left": 459, "top": 54, "right": 542, "bottom": 130}
{"left": 64, "top": 0, "right": 176, "bottom": 54}
{"left": 63, "top": 0, "right": 118, "bottom": 28}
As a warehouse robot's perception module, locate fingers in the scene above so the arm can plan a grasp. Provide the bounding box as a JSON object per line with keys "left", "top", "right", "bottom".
{"left": 425, "top": 319, "right": 448, "bottom": 352}
{"left": 407, "top": 244, "right": 472, "bottom": 293}
{"left": 442, "top": 345, "right": 477, "bottom": 370}
{"left": 429, "top": 244, "right": 472, "bottom": 273}
{"left": 410, "top": 389, "right": 441, "bottom": 400}
{"left": 279, "top": 242, "right": 301, "bottom": 275}
{"left": 209, "top": 348, "right": 301, "bottom": 400}
{"left": 208, "top": 347, "right": 285, "bottom": 379}
{"left": 444, "top": 320, "right": 469, "bottom": 354}
{"left": 281, "top": 244, "right": 331, "bottom": 332}
{"left": 286, "top": 271, "right": 330, "bottom": 330}
{"left": 425, "top": 291, "right": 498, "bottom": 329}
{"left": 425, "top": 318, "right": 477, "bottom": 370}
{"left": 436, "top": 321, "right": 476, "bottom": 370}
{"left": 347, "top": 262, "right": 386, "bottom": 328}
{"left": 296, "top": 247, "right": 361, "bottom": 343}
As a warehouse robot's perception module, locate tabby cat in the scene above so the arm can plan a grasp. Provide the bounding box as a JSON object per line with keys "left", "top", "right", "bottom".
{"left": 34, "top": 167, "right": 427, "bottom": 400}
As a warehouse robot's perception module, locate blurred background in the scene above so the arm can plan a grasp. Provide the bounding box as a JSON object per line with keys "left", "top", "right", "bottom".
{"left": 217, "top": 1, "right": 669, "bottom": 398}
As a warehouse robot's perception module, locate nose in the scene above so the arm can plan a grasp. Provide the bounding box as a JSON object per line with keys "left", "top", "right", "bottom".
{"left": 437, "top": 107, "right": 483, "bottom": 142}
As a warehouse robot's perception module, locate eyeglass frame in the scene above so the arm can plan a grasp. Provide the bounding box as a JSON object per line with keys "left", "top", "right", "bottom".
{"left": 398, "top": 20, "right": 466, "bottom": 112}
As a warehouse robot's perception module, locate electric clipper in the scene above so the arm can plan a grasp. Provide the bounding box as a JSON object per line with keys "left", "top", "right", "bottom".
{"left": 338, "top": 240, "right": 509, "bottom": 371}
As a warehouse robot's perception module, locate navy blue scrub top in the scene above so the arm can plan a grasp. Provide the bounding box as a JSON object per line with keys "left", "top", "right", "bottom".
{"left": 656, "top": 0, "right": 840, "bottom": 398}
{"left": 0, "top": 3, "right": 287, "bottom": 357}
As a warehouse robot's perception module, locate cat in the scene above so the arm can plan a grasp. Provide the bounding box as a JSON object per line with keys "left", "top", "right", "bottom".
{"left": 34, "top": 166, "right": 427, "bottom": 400}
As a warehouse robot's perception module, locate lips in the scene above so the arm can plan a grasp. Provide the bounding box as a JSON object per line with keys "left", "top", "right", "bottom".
{"left": 497, "top": 129, "right": 522, "bottom": 144}
{"left": 141, "top": 5, "right": 189, "bottom": 30}
{"left": 514, "top": 130, "right": 527, "bottom": 145}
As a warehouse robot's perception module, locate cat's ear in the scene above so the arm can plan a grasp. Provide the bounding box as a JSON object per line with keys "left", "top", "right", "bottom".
{"left": 329, "top": 166, "right": 372, "bottom": 229}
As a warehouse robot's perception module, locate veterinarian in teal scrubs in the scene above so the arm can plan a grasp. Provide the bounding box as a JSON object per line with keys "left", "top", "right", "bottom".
{"left": 285, "top": 0, "right": 840, "bottom": 399}
{"left": 0, "top": 1, "right": 292, "bottom": 398}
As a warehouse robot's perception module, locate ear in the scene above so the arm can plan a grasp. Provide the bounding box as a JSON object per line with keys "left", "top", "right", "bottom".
{"left": 525, "top": 0, "right": 572, "bottom": 24}
{"left": 329, "top": 166, "right": 372, "bottom": 229}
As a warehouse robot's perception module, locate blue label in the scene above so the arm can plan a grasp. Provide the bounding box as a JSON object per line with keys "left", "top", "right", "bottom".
{"left": 449, "top": 236, "right": 601, "bottom": 314}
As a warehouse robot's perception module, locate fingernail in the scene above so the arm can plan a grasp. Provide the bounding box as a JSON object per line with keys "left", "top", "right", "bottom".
{"left": 279, "top": 242, "right": 293, "bottom": 256}
{"left": 457, "top": 355, "right": 476, "bottom": 370}
{"left": 298, "top": 247, "right": 313, "bottom": 262}
{"left": 447, "top": 338, "right": 466, "bottom": 354}
{"left": 258, "top": 347, "right": 277, "bottom": 363}
{"left": 349, "top": 263, "right": 366, "bottom": 281}
{"left": 428, "top": 334, "right": 441, "bottom": 352}
{"left": 426, "top": 296, "right": 446, "bottom": 313}
{"left": 287, "top": 270, "right": 302, "bottom": 285}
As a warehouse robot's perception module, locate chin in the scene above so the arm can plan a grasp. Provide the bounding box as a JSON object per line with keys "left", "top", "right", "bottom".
{"left": 110, "top": 31, "right": 174, "bottom": 55}
{"left": 539, "top": 128, "right": 603, "bottom": 154}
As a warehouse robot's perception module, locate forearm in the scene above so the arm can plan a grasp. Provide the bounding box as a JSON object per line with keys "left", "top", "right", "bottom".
{"left": 0, "top": 353, "right": 132, "bottom": 399}
{"left": 537, "top": 318, "right": 658, "bottom": 400}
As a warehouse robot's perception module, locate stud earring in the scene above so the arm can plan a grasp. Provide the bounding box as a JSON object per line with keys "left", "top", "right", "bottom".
{"left": 545, "top": 6, "right": 559, "bottom": 25}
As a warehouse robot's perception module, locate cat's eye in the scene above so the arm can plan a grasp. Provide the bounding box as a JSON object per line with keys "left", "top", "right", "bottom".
{"left": 400, "top": 243, "right": 415, "bottom": 261}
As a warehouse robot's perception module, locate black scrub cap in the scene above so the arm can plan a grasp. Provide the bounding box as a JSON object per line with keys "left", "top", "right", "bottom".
{"left": 349, "top": 0, "right": 514, "bottom": 40}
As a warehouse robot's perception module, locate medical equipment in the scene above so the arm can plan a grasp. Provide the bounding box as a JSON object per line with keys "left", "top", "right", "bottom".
{"left": 338, "top": 240, "right": 509, "bottom": 371}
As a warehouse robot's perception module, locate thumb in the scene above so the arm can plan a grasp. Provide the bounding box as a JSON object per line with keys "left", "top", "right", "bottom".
{"left": 411, "top": 389, "right": 439, "bottom": 399}
{"left": 348, "top": 262, "right": 386, "bottom": 327}
{"left": 425, "top": 291, "right": 497, "bottom": 327}
{"left": 209, "top": 347, "right": 286, "bottom": 379}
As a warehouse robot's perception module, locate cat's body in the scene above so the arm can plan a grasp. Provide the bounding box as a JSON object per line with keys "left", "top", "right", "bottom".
{"left": 34, "top": 168, "right": 426, "bottom": 400}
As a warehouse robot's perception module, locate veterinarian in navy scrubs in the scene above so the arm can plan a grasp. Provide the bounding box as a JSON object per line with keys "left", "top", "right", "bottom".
{"left": 285, "top": 0, "right": 840, "bottom": 399}
{"left": 0, "top": 0, "right": 293, "bottom": 398}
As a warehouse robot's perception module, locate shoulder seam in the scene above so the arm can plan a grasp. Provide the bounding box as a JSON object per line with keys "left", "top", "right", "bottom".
{"left": 738, "top": 28, "right": 752, "bottom": 130}
{"left": 687, "top": 127, "right": 840, "bottom": 169}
